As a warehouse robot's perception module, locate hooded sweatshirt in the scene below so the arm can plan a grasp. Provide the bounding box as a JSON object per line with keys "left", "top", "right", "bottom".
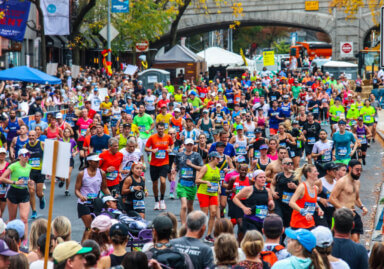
{"left": 272, "top": 256, "right": 312, "bottom": 269}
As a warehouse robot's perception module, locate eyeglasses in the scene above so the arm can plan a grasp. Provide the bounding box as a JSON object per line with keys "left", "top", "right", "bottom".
{"left": 283, "top": 162, "right": 294, "bottom": 165}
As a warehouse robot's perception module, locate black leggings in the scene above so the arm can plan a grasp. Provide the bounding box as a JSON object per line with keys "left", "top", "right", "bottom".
{"left": 320, "top": 107, "right": 328, "bottom": 121}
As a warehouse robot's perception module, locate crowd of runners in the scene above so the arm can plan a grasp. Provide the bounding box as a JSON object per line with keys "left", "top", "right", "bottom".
{"left": 0, "top": 65, "right": 381, "bottom": 268}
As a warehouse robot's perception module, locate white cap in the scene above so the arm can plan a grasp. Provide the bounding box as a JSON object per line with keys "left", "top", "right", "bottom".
{"left": 102, "top": 195, "right": 117, "bottom": 204}
{"left": 174, "top": 108, "right": 181, "bottom": 113}
{"left": 18, "top": 148, "right": 29, "bottom": 157}
{"left": 76, "top": 85, "right": 83, "bottom": 90}
{"left": 216, "top": 103, "right": 222, "bottom": 107}
{"left": 0, "top": 148, "right": 6, "bottom": 154}
{"left": 311, "top": 226, "right": 333, "bottom": 248}
{"left": 253, "top": 169, "right": 264, "bottom": 179}
{"left": 87, "top": 154, "right": 101, "bottom": 162}
{"left": 56, "top": 113, "right": 63, "bottom": 119}
{"left": 184, "top": 138, "right": 194, "bottom": 145}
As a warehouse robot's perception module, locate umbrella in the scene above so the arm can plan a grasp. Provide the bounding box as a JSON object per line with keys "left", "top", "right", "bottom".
{"left": 0, "top": 66, "right": 61, "bottom": 84}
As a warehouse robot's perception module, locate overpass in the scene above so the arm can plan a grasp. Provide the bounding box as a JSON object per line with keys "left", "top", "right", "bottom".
{"left": 157, "top": 0, "right": 377, "bottom": 60}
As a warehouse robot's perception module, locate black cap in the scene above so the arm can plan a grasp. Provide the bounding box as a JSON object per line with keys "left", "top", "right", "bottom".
{"left": 358, "top": 117, "right": 363, "bottom": 121}
{"left": 324, "top": 162, "right": 338, "bottom": 171}
{"left": 338, "top": 120, "right": 346, "bottom": 125}
{"left": 254, "top": 128, "right": 262, "bottom": 133}
{"left": 35, "top": 96, "right": 42, "bottom": 101}
{"left": 109, "top": 223, "right": 129, "bottom": 237}
{"left": 150, "top": 215, "right": 173, "bottom": 232}
{"left": 123, "top": 123, "right": 131, "bottom": 128}
{"left": 263, "top": 214, "right": 283, "bottom": 234}
{"left": 216, "top": 141, "right": 226, "bottom": 148}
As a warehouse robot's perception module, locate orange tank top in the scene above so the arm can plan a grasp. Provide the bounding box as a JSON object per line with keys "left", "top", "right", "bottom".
{"left": 171, "top": 117, "right": 183, "bottom": 138}
{"left": 290, "top": 183, "right": 317, "bottom": 229}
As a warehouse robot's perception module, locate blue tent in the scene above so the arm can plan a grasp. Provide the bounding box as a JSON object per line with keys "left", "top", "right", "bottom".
{"left": 0, "top": 66, "right": 61, "bottom": 84}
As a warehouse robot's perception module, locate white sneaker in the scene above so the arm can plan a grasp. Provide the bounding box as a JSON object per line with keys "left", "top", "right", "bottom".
{"left": 160, "top": 200, "right": 166, "bottom": 210}
{"left": 154, "top": 202, "right": 160, "bottom": 210}
{"left": 43, "top": 183, "right": 46, "bottom": 190}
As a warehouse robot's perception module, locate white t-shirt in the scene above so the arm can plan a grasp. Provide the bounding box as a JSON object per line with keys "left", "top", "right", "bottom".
{"left": 320, "top": 177, "right": 336, "bottom": 207}
{"left": 119, "top": 148, "right": 143, "bottom": 179}
{"left": 331, "top": 259, "right": 350, "bottom": 269}
{"left": 30, "top": 260, "right": 54, "bottom": 269}
{"left": 144, "top": 95, "right": 156, "bottom": 111}
{"left": 312, "top": 140, "right": 333, "bottom": 162}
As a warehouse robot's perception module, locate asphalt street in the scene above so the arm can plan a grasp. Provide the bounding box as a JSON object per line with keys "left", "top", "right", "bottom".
{"left": 1, "top": 127, "right": 383, "bottom": 246}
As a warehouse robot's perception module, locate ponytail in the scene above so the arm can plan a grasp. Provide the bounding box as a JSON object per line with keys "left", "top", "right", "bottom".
{"left": 294, "top": 164, "right": 315, "bottom": 182}
{"left": 315, "top": 246, "right": 332, "bottom": 269}
{"left": 303, "top": 248, "right": 326, "bottom": 269}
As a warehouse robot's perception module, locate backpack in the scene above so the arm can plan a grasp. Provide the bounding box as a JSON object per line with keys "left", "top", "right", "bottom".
{"left": 150, "top": 247, "right": 187, "bottom": 269}
{"left": 259, "top": 244, "right": 285, "bottom": 266}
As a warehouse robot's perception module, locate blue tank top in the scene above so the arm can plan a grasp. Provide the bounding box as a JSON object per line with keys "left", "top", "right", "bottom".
{"left": 7, "top": 118, "right": 20, "bottom": 141}
{"left": 281, "top": 103, "right": 291, "bottom": 117}
{"left": 15, "top": 136, "right": 29, "bottom": 156}
{"left": 125, "top": 104, "right": 134, "bottom": 115}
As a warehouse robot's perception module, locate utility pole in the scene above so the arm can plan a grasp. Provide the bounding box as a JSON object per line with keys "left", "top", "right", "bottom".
{"left": 107, "top": 0, "right": 111, "bottom": 61}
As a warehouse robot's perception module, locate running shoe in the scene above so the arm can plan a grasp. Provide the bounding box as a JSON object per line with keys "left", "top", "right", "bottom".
{"left": 65, "top": 190, "right": 70, "bottom": 196}
{"left": 170, "top": 192, "right": 175, "bottom": 200}
{"left": 43, "top": 183, "right": 46, "bottom": 190}
{"left": 160, "top": 200, "right": 166, "bottom": 210}
{"left": 204, "top": 235, "right": 214, "bottom": 243}
{"left": 39, "top": 196, "right": 46, "bottom": 210}
{"left": 31, "top": 211, "right": 37, "bottom": 219}
{"left": 58, "top": 181, "right": 64, "bottom": 188}
{"left": 154, "top": 202, "right": 160, "bottom": 210}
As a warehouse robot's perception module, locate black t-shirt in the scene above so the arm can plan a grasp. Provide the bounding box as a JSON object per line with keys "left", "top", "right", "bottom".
{"left": 303, "top": 122, "right": 321, "bottom": 144}
{"left": 268, "top": 91, "right": 281, "bottom": 103}
{"left": 331, "top": 238, "right": 368, "bottom": 269}
{"left": 252, "top": 137, "right": 267, "bottom": 151}
{"left": 28, "top": 102, "right": 44, "bottom": 116}
{"left": 307, "top": 100, "right": 321, "bottom": 114}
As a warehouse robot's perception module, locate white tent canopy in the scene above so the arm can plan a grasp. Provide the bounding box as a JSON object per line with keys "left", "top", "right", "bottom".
{"left": 322, "top": 61, "right": 357, "bottom": 68}
{"left": 197, "top": 47, "right": 250, "bottom": 67}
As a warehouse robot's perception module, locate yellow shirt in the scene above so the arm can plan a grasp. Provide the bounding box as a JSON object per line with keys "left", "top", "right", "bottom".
{"left": 174, "top": 93, "right": 183, "bottom": 103}
{"left": 116, "top": 123, "right": 139, "bottom": 136}
{"left": 100, "top": 102, "right": 112, "bottom": 116}
{"left": 156, "top": 113, "right": 173, "bottom": 133}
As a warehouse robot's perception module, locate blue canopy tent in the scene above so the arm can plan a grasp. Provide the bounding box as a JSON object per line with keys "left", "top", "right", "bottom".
{"left": 0, "top": 66, "right": 61, "bottom": 84}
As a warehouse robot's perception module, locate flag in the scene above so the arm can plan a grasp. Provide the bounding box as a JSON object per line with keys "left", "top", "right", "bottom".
{"left": 0, "top": 0, "right": 31, "bottom": 42}
{"left": 41, "top": 0, "right": 69, "bottom": 35}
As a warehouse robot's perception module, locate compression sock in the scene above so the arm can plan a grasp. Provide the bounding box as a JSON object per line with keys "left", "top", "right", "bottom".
{"left": 160, "top": 194, "right": 165, "bottom": 200}
{"left": 155, "top": 196, "right": 159, "bottom": 202}
{"left": 170, "top": 181, "right": 176, "bottom": 193}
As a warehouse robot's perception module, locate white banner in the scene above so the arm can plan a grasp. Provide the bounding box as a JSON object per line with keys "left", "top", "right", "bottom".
{"left": 41, "top": 0, "right": 69, "bottom": 35}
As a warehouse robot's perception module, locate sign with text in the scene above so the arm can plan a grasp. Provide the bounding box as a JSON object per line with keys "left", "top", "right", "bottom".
{"left": 136, "top": 41, "right": 149, "bottom": 52}
{"left": 112, "top": 0, "right": 129, "bottom": 13}
{"left": 0, "top": 0, "right": 31, "bottom": 42}
{"left": 263, "top": 50, "right": 275, "bottom": 66}
{"left": 340, "top": 42, "right": 353, "bottom": 58}
{"left": 305, "top": 0, "right": 319, "bottom": 11}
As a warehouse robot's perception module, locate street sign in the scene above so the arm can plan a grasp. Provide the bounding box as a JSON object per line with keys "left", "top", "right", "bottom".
{"left": 263, "top": 50, "right": 275, "bottom": 66}
{"left": 111, "top": 0, "right": 129, "bottom": 13}
{"left": 381, "top": 7, "right": 384, "bottom": 68}
{"left": 136, "top": 41, "right": 149, "bottom": 52}
{"left": 305, "top": 0, "right": 319, "bottom": 11}
{"left": 340, "top": 42, "right": 353, "bottom": 58}
{"left": 99, "top": 24, "right": 119, "bottom": 41}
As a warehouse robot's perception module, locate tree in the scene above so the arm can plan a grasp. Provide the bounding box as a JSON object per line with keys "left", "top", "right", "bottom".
{"left": 272, "top": 41, "right": 290, "bottom": 54}
{"left": 329, "top": 0, "right": 383, "bottom": 24}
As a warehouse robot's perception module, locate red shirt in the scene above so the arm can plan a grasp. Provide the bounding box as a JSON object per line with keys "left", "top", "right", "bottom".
{"left": 197, "top": 87, "right": 209, "bottom": 101}
{"left": 157, "top": 99, "right": 170, "bottom": 109}
{"left": 88, "top": 109, "right": 97, "bottom": 119}
{"left": 99, "top": 150, "right": 123, "bottom": 187}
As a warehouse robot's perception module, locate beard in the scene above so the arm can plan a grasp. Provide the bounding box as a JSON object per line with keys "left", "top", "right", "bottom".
{"left": 351, "top": 172, "right": 360, "bottom": 180}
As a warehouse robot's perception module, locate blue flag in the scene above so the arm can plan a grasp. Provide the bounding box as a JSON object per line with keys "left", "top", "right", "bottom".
{"left": 0, "top": 0, "right": 31, "bottom": 42}
{"left": 111, "top": 0, "right": 129, "bottom": 13}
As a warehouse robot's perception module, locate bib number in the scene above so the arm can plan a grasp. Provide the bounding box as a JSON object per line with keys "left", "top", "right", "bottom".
{"left": 337, "top": 147, "right": 347, "bottom": 156}
{"left": 139, "top": 125, "right": 146, "bottom": 132}
{"left": 255, "top": 205, "right": 268, "bottom": 219}
{"left": 282, "top": 192, "right": 293, "bottom": 204}
{"left": 155, "top": 150, "right": 166, "bottom": 159}
{"left": 236, "top": 146, "right": 247, "bottom": 155}
{"left": 29, "top": 158, "right": 41, "bottom": 168}
{"left": 207, "top": 182, "right": 219, "bottom": 193}
{"left": 180, "top": 179, "right": 195, "bottom": 187}
{"left": 181, "top": 167, "right": 193, "bottom": 179}
{"left": 133, "top": 200, "right": 145, "bottom": 210}
{"left": 364, "top": 115, "right": 371, "bottom": 122}
{"left": 106, "top": 171, "right": 118, "bottom": 180}
{"left": 307, "top": 137, "right": 316, "bottom": 145}
{"left": 254, "top": 150, "right": 260, "bottom": 159}
{"left": 305, "top": 202, "right": 316, "bottom": 215}
{"left": 80, "top": 129, "right": 87, "bottom": 136}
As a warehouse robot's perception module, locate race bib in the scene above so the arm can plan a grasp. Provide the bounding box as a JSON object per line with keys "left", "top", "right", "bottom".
{"left": 19, "top": 176, "right": 28, "bottom": 187}
{"left": 174, "top": 125, "right": 180, "bottom": 133}
{"left": 305, "top": 202, "right": 316, "bottom": 215}
{"left": 358, "top": 135, "right": 367, "bottom": 144}
{"left": 220, "top": 170, "right": 225, "bottom": 181}
{"left": 337, "top": 147, "right": 347, "bottom": 156}
{"left": 180, "top": 179, "right": 195, "bottom": 187}
{"left": 80, "top": 129, "right": 87, "bottom": 136}
{"left": 133, "top": 200, "right": 145, "bottom": 210}
{"left": 313, "top": 107, "right": 319, "bottom": 114}
{"left": 181, "top": 167, "right": 193, "bottom": 178}
{"left": 271, "top": 96, "right": 276, "bottom": 101}
{"left": 279, "top": 142, "right": 286, "bottom": 147}
{"left": 246, "top": 132, "right": 255, "bottom": 139}
{"left": 0, "top": 187, "right": 6, "bottom": 195}
{"left": 200, "top": 93, "right": 205, "bottom": 98}
{"left": 227, "top": 98, "right": 233, "bottom": 103}
{"left": 254, "top": 150, "right": 260, "bottom": 159}
{"left": 336, "top": 111, "right": 341, "bottom": 117}
{"left": 282, "top": 191, "right": 293, "bottom": 204}
{"left": 155, "top": 150, "right": 166, "bottom": 159}
{"left": 235, "top": 185, "right": 245, "bottom": 194}
{"left": 86, "top": 193, "right": 98, "bottom": 204}
{"left": 139, "top": 125, "right": 146, "bottom": 132}
{"left": 255, "top": 205, "right": 268, "bottom": 219}
{"left": 106, "top": 171, "right": 118, "bottom": 180}
{"left": 29, "top": 157, "right": 41, "bottom": 168}
{"left": 236, "top": 146, "right": 247, "bottom": 155}
{"left": 297, "top": 140, "right": 302, "bottom": 148}
{"left": 307, "top": 137, "right": 316, "bottom": 145}
{"left": 364, "top": 115, "right": 371, "bottom": 122}
{"left": 207, "top": 182, "right": 219, "bottom": 193}
{"left": 322, "top": 150, "right": 332, "bottom": 162}
{"left": 164, "top": 123, "right": 169, "bottom": 130}
{"left": 290, "top": 151, "right": 296, "bottom": 157}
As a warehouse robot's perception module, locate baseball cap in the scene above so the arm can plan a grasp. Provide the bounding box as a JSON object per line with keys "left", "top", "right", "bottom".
{"left": 263, "top": 214, "right": 283, "bottom": 234}
{"left": 285, "top": 228, "right": 316, "bottom": 252}
{"left": 335, "top": 97, "right": 342, "bottom": 102}
{"left": 18, "top": 148, "right": 29, "bottom": 157}
{"left": 53, "top": 241, "right": 92, "bottom": 263}
{"left": 123, "top": 123, "right": 131, "bottom": 128}
{"left": 0, "top": 240, "right": 17, "bottom": 257}
{"left": 236, "top": 125, "right": 243, "bottom": 130}
{"left": 208, "top": 151, "right": 221, "bottom": 158}
{"left": 216, "top": 142, "right": 226, "bottom": 148}
{"left": 203, "top": 109, "right": 209, "bottom": 113}
{"left": 91, "top": 215, "right": 112, "bottom": 232}
{"left": 324, "top": 162, "right": 338, "bottom": 171}
{"left": 184, "top": 138, "right": 194, "bottom": 145}
{"left": 338, "top": 120, "right": 346, "bottom": 125}
{"left": 56, "top": 112, "right": 63, "bottom": 119}
{"left": 358, "top": 117, "right": 363, "bottom": 121}
{"left": 150, "top": 215, "right": 173, "bottom": 232}
{"left": 6, "top": 219, "right": 25, "bottom": 238}
{"left": 160, "top": 104, "right": 167, "bottom": 108}
{"left": 0, "top": 219, "right": 5, "bottom": 234}
{"left": 174, "top": 108, "right": 181, "bottom": 113}
{"left": 292, "top": 120, "right": 299, "bottom": 125}
{"left": 311, "top": 226, "right": 333, "bottom": 248}
{"left": 216, "top": 103, "right": 222, "bottom": 107}
{"left": 254, "top": 128, "right": 262, "bottom": 133}
{"left": 109, "top": 223, "right": 129, "bottom": 237}
{"left": 259, "top": 144, "right": 268, "bottom": 150}
{"left": 189, "top": 91, "right": 197, "bottom": 96}
{"left": 0, "top": 148, "right": 6, "bottom": 154}
{"left": 102, "top": 195, "right": 117, "bottom": 204}
{"left": 87, "top": 154, "right": 101, "bottom": 162}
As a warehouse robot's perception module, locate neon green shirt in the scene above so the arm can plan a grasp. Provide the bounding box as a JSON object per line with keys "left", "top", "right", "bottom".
{"left": 197, "top": 164, "right": 221, "bottom": 196}
{"left": 329, "top": 105, "right": 345, "bottom": 122}
{"left": 9, "top": 161, "right": 31, "bottom": 189}
{"left": 133, "top": 113, "right": 154, "bottom": 139}
{"left": 360, "top": 106, "right": 375, "bottom": 124}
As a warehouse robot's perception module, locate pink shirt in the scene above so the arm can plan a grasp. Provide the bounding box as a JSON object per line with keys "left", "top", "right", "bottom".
{"left": 76, "top": 118, "right": 93, "bottom": 141}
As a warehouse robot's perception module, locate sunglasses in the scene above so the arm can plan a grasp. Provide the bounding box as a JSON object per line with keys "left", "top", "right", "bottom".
{"left": 20, "top": 153, "right": 30, "bottom": 158}
{"left": 283, "top": 162, "right": 294, "bottom": 165}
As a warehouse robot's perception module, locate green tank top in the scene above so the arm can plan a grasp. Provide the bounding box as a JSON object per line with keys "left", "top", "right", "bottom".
{"left": 197, "top": 164, "right": 221, "bottom": 196}
{"left": 9, "top": 161, "right": 32, "bottom": 189}
{"left": 118, "top": 134, "right": 128, "bottom": 150}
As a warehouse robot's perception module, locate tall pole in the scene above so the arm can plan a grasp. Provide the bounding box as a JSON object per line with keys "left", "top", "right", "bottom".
{"left": 107, "top": 0, "right": 111, "bottom": 61}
